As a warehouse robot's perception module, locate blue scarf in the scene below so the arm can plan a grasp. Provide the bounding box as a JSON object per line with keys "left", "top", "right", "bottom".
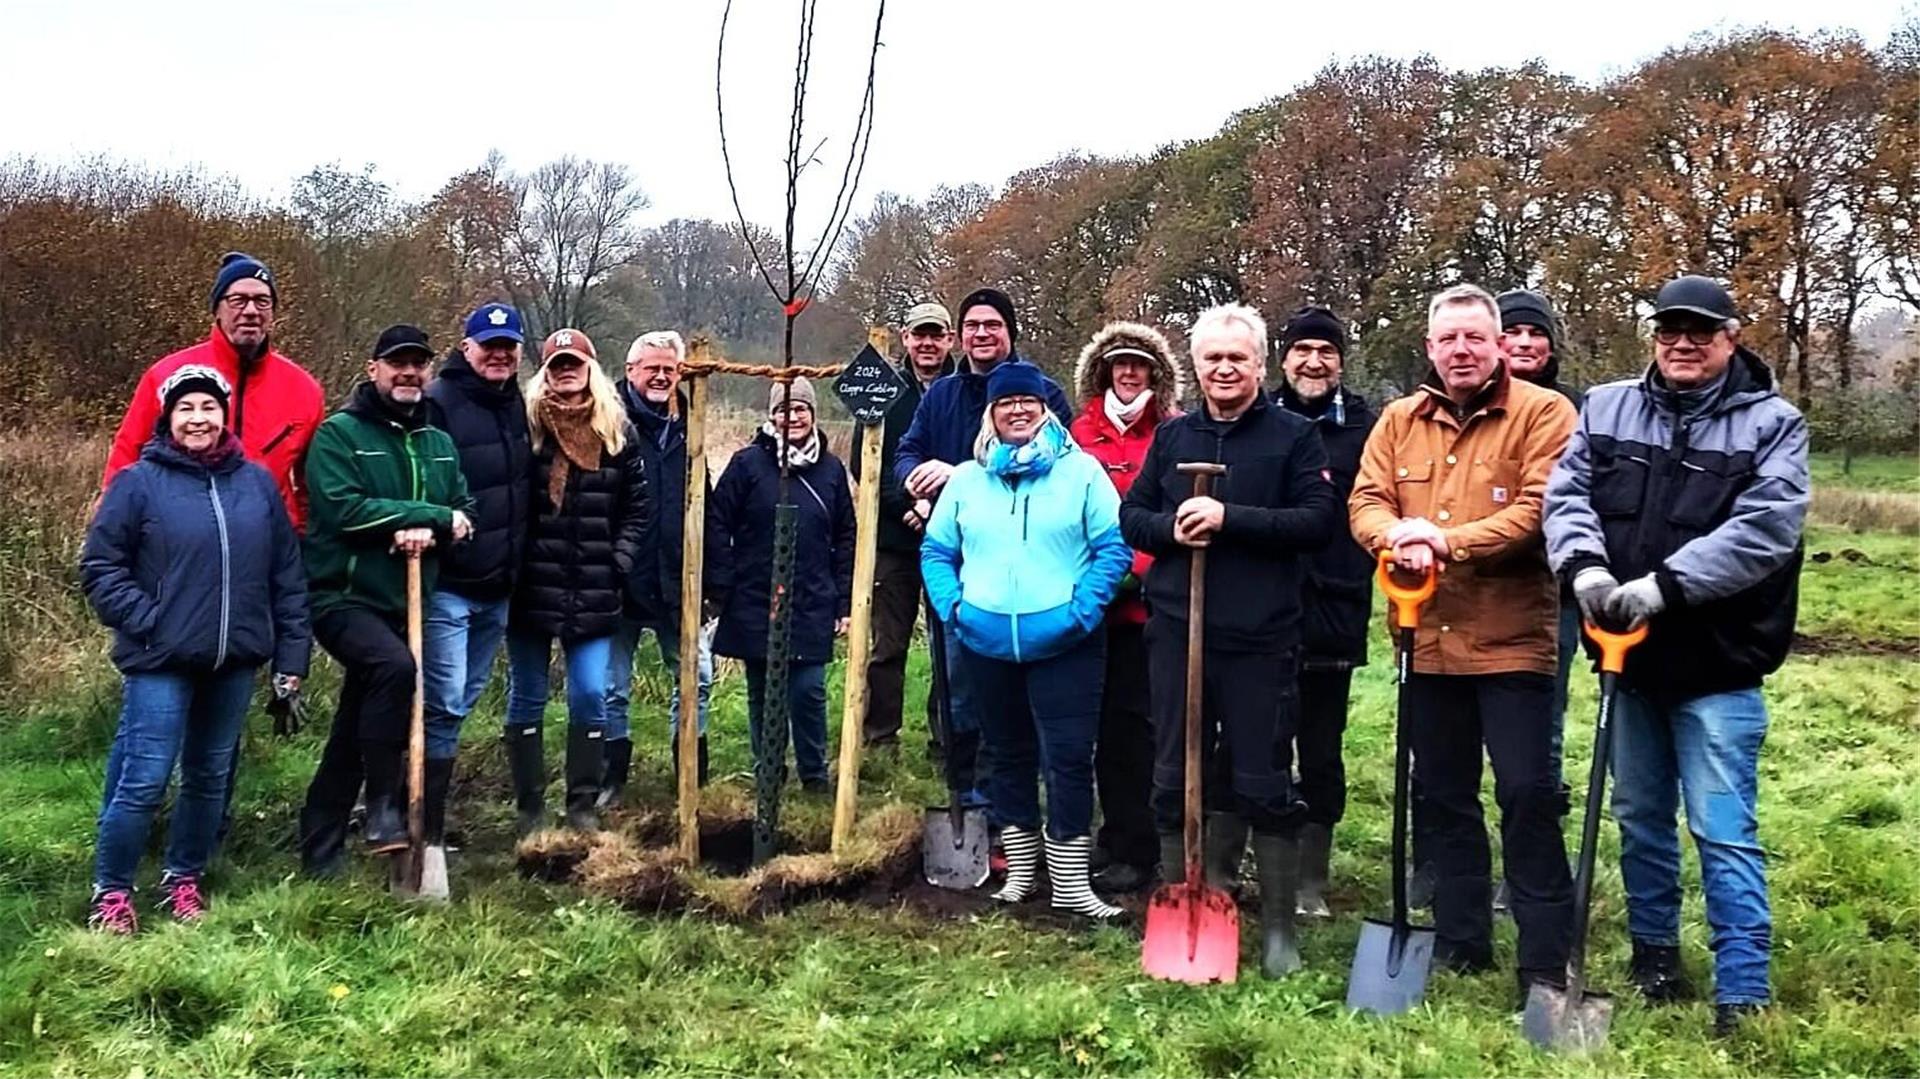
{"left": 985, "top": 417, "right": 1070, "bottom": 478}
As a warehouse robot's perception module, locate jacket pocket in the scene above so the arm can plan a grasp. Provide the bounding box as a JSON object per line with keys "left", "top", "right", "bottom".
{"left": 1591, "top": 453, "right": 1649, "bottom": 516}
{"left": 1392, "top": 459, "right": 1435, "bottom": 518}
{"left": 1666, "top": 458, "right": 1747, "bottom": 531}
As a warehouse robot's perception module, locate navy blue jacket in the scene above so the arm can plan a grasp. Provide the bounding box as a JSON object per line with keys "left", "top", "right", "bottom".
{"left": 706, "top": 432, "right": 855, "bottom": 664}
{"left": 618, "top": 380, "right": 697, "bottom": 629}
{"left": 893, "top": 358, "right": 1073, "bottom": 482}
{"left": 1277, "top": 384, "right": 1380, "bottom": 668}
{"left": 82, "top": 433, "right": 311, "bottom": 676}
{"left": 425, "top": 353, "right": 533, "bottom": 601}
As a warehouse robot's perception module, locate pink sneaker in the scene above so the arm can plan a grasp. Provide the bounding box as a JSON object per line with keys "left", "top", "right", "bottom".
{"left": 157, "top": 873, "right": 206, "bottom": 923}
{"left": 88, "top": 889, "right": 138, "bottom": 935}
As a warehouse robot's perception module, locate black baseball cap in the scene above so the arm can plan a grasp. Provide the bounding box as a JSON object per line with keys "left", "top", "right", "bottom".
{"left": 373, "top": 324, "right": 434, "bottom": 361}
{"left": 1651, "top": 275, "right": 1738, "bottom": 323}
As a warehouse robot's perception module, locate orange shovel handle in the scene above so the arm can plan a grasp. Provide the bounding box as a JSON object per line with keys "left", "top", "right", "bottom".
{"left": 1583, "top": 620, "right": 1648, "bottom": 675}
{"left": 1375, "top": 549, "right": 1437, "bottom": 630}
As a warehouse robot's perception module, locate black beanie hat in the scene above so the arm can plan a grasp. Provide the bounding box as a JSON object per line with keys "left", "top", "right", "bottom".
{"left": 156, "top": 363, "right": 233, "bottom": 419}
{"left": 208, "top": 251, "right": 277, "bottom": 312}
{"left": 957, "top": 287, "right": 1019, "bottom": 344}
{"left": 1496, "top": 289, "right": 1558, "bottom": 353}
{"left": 1278, "top": 306, "right": 1347, "bottom": 357}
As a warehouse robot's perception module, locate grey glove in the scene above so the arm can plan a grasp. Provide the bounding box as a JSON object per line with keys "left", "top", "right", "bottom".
{"left": 1606, "top": 574, "right": 1667, "bottom": 629}
{"left": 1571, "top": 567, "right": 1620, "bottom": 626}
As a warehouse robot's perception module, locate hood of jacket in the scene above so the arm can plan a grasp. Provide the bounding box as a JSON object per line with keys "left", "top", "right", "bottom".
{"left": 343, "top": 379, "right": 431, "bottom": 431}
{"left": 1073, "top": 321, "right": 1187, "bottom": 405}
{"left": 1643, "top": 345, "right": 1778, "bottom": 415}
{"left": 435, "top": 349, "right": 523, "bottom": 407}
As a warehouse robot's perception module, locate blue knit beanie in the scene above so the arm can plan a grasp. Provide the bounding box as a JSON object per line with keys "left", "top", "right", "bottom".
{"left": 208, "top": 251, "right": 276, "bottom": 312}
{"left": 985, "top": 360, "right": 1048, "bottom": 403}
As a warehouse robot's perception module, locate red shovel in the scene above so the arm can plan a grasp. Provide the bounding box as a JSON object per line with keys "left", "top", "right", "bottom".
{"left": 1142, "top": 462, "right": 1238, "bottom": 985}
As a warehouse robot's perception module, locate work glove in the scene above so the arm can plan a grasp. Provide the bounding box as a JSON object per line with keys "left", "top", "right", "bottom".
{"left": 1571, "top": 567, "right": 1620, "bottom": 626}
{"left": 266, "top": 673, "right": 306, "bottom": 738}
{"left": 1606, "top": 574, "right": 1667, "bottom": 630}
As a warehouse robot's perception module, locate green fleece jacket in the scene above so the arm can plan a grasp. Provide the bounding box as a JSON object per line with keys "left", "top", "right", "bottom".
{"left": 303, "top": 382, "right": 471, "bottom": 620}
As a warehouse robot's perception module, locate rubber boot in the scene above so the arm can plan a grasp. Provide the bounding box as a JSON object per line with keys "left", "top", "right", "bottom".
{"left": 1204, "top": 811, "right": 1248, "bottom": 892}
{"left": 1158, "top": 832, "right": 1185, "bottom": 884}
{"left": 360, "top": 743, "right": 409, "bottom": 855}
{"left": 564, "top": 726, "right": 606, "bottom": 831}
{"left": 596, "top": 737, "right": 632, "bottom": 811}
{"left": 423, "top": 758, "right": 456, "bottom": 846}
{"left": 1253, "top": 832, "right": 1303, "bottom": 977}
{"left": 504, "top": 723, "right": 546, "bottom": 838}
{"left": 1047, "top": 835, "right": 1124, "bottom": 920}
{"left": 298, "top": 803, "right": 350, "bottom": 879}
{"left": 992, "top": 825, "right": 1041, "bottom": 902}
{"left": 672, "top": 734, "right": 712, "bottom": 788}
{"left": 1296, "top": 822, "right": 1332, "bottom": 918}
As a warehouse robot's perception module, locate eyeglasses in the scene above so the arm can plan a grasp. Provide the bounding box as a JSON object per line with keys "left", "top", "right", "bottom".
{"left": 1654, "top": 325, "right": 1722, "bottom": 346}
{"left": 222, "top": 293, "right": 274, "bottom": 311}
{"left": 992, "top": 395, "right": 1042, "bottom": 411}
{"left": 962, "top": 319, "right": 1006, "bottom": 334}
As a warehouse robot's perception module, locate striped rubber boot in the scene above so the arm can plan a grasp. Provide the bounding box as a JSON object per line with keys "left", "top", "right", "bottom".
{"left": 992, "top": 826, "right": 1041, "bottom": 902}
{"left": 1047, "top": 835, "right": 1124, "bottom": 920}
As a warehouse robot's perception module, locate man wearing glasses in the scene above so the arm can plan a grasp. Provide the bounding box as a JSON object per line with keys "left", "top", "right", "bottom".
{"left": 1544, "top": 274, "right": 1808, "bottom": 1037}
{"left": 103, "top": 252, "right": 326, "bottom": 533}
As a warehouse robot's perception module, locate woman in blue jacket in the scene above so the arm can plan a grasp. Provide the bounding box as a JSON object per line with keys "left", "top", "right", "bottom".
{"left": 80, "top": 365, "right": 310, "bottom": 934}
{"left": 921, "top": 362, "right": 1132, "bottom": 919}
{"left": 706, "top": 377, "right": 855, "bottom": 792}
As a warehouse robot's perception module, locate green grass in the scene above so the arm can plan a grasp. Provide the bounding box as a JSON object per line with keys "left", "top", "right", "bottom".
{"left": 4, "top": 572, "right": 1919, "bottom": 1077}
{"left": 1809, "top": 453, "right": 1919, "bottom": 495}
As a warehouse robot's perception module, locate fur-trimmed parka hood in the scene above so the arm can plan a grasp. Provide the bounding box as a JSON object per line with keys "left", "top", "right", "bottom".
{"left": 1073, "top": 321, "right": 1186, "bottom": 405}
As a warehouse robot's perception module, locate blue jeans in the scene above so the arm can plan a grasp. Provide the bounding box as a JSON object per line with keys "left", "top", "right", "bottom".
{"left": 743, "top": 659, "right": 829, "bottom": 783}
{"left": 506, "top": 628, "right": 613, "bottom": 730}
{"left": 421, "top": 589, "right": 511, "bottom": 760}
{"left": 94, "top": 667, "right": 257, "bottom": 891}
{"left": 605, "top": 615, "right": 712, "bottom": 739}
{"left": 962, "top": 630, "right": 1105, "bottom": 840}
{"left": 1611, "top": 685, "right": 1772, "bottom": 1005}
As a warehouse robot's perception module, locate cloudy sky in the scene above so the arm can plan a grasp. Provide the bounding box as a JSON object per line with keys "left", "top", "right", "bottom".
{"left": 3, "top": 0, "right": 1909, "bottom": 235}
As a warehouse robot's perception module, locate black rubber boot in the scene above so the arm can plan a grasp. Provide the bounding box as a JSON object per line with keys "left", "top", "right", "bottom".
{"left": 360, "top": 743, "right": 409, "bottom": 855}
{"left": 1296, "top": 822, "right": 1332, "bottom": 918}
{"left": 1203, "top": 812, "right": 1248, "bottom": 892}
{"left": 423, "top": 757, "right": 456, "bottom": 846}
{"left": 596, "top": 738, "right": 632, "bottom": 811}
{"left": 1158, "top": 832, "right": 1185, "bottom": 884}
{"left": 504, "top": 723, "right": 546, "bottom": 837}
{"left": 1629, "top": 940, "right": 1696, "bottom": 1003}
{"left": 1253, "top": 832, "right": 1302, "bottom": 977}
{"left": 298, "top": 804, "right": 350, "bottom": 879}
{"left": 564, "top": 726, "right": 605, "bottom": 832}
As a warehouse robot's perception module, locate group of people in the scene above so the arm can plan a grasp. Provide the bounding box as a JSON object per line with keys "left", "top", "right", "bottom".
{"left": 79, "top": 251, "right": 1807, "bottom": 1038}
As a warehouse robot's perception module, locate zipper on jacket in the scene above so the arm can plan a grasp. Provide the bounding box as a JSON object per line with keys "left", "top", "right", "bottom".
{"left": 260, "top": 422, "right": 295, "bottom": 455}
{"left": 208, "top": 473, "right": 233, "bottom": 668}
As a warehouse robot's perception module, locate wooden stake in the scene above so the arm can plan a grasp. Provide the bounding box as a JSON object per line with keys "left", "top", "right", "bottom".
{"left": 831, "top": 416, "right": 885, "bottom": 853}
{"left": 676, "top": 354, "right": 712, "bottom": 862}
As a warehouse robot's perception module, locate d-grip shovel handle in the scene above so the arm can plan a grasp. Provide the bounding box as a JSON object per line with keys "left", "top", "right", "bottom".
{"left": 1375, "top": 549, "right": 1437, "bottom": 629}
{"left": 1583, "top": 620, "right": 1648, "bottom": 675}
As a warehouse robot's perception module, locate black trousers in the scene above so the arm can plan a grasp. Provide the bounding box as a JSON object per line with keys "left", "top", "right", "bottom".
{"left": 866, "top": 548, "right": 932, "bottom": 746}
{"left": 1405, "top": 670, "right": 1572, "bottom": 977}
{"left": 1147, "top": 626, "right": 1305, "bottom": 835}
{"left": 1295, "top": 667, "right": 1353, "bottom": 828}
{"left": 1094, "top": 621, "right": 1156, "bottom": 868}
{"left": 301, "top": 607, "right": 414, "bottom": 825}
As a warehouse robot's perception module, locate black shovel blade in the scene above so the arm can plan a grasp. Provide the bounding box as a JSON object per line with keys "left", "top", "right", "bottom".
{"left": 922, "top": 805, "right": 990, "bottom": 890}
{"left": 1522, "top": 983, "right": 1613, "bottom": 1054}
{"left": 1345, "top": 917, "right": 1436, "bottom": 1015}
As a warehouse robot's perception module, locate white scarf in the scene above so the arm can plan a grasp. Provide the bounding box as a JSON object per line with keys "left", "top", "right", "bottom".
{"left": 759, "top": 420, "right": 823, "bottom": 469}
{"left": 1104, "top": 388, "right": 1153, "bottom": 432}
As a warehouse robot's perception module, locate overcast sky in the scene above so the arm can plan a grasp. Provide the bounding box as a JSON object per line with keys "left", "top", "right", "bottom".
{"left": 4, "top": 0, "right": 1910, "bottom": 236}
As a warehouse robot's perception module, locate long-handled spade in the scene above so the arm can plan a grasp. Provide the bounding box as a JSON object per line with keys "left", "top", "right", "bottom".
{"left": 392, "top": 551, "right": 448, "bottom": 901}
{"left": 1142, "top": 462, "right": 1238, "bottom": 985}
{"left": 920, "top": 591, "right": 990, "bottom": 890}
{"left": 1346, "top": 550, "right": 1438, "bottom": 1014}
{"left": 1522, "top": 619, "right": 1648, "bottom": 1053}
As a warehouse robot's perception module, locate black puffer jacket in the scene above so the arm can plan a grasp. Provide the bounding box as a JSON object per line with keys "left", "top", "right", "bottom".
{"left": 1277, "top": 384, "right": 1379, "bottom": 668}
{"left": 426, "top": 355, "right": 533, "bottom": 601}
{"left": 512, "top": 420, "right": 648, "bottom": 642}
{"left": 618, "top": 380, "right": 695, "bottom": 629}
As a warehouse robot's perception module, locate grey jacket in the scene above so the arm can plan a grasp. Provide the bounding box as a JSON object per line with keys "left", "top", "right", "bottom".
{"left": 1544, "top": 346, "right": 1809, "bottom": 698}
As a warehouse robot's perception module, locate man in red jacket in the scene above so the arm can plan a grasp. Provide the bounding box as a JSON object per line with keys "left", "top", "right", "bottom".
{"left": 102, "top": 252, "right": 326, "bottom": 533}
{"left": 1067, "top": 320, "right": 1184, "bottom": 892}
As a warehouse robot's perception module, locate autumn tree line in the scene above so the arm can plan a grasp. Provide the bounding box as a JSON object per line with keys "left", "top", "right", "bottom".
{"left": 1, "top": 27, "right": 1915, "bottom": 450}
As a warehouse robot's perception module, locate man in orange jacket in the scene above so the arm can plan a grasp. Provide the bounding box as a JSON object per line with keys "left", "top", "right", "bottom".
{"left": 1349, "top": 283, "right": 1577, "bottom": 1005}
{"left": 102, "top": 252, "right": 325, "bottom": 533}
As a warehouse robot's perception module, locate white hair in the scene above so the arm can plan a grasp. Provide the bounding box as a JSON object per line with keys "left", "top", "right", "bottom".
{"left": 626, "top": 329, "right": 686, "bottom": 365}
{"left": 1426, "top": 284, "right": 1501, "bottom": 335}
{"left": 1188, "top": 303, "right": 1269, "bottom": 361}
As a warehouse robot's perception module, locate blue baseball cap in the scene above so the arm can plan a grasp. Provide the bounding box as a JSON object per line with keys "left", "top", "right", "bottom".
{"left": 464, "top": 302, "right": 524, "bottom": 344}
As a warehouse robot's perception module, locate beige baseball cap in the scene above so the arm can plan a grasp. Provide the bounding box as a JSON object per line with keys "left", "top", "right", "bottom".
{"left": 903, "top": 302, "right": 952, "bottom": 332}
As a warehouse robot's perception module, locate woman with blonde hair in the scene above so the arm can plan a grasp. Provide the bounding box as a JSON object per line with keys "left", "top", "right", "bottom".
{"left": 503, "top": 329, "right": 647, "bottom": 834}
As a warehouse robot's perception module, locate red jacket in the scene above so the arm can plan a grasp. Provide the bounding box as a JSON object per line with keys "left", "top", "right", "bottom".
{"left": 1070, "top": 396, "right": 1175, "bottom": 625}
{"left": 102, "top": 329, "right": 326, "bottom": 532}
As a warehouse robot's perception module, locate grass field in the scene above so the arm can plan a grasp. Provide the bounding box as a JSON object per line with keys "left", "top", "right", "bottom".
{"left": 0, "top": 452, "right": 1915, "bottom": 1076}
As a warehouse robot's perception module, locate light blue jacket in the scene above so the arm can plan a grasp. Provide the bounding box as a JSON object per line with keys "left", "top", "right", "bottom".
{"left": 921, "top": 445, "right": 1131, "bottom": 664}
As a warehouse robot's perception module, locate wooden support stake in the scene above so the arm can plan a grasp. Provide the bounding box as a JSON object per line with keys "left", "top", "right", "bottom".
{"left": 831, "top": 418, "right": 885, "bottom": 853}
{"left": 675, "top": 355, "right": 712, "bottom": 862}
